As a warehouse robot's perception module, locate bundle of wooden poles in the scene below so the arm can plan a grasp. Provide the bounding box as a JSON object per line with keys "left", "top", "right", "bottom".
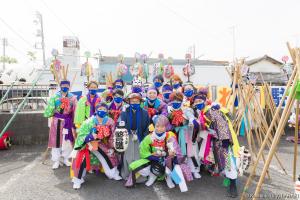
{"left": 226, "top": 43, "right": 300, "bottom": 199}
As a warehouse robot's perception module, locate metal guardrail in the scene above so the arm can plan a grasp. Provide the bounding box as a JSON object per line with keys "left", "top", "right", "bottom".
{"left": 0, "top": 83, "right": 49, "bottom": 113}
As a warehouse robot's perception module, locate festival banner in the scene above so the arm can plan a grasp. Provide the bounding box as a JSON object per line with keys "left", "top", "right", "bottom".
{"left": 270, "top": 86, "right": 287, "bottom": 107}
{"left": 215, "top": 86, "right": 233, "bottom": 108}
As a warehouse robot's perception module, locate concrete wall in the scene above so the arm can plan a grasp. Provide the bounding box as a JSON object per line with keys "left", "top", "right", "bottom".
{"left": 249, "top": 60, "right": 281, "bottom": 73}
{"left": 0, "top": 112, "right": 49, "bottom": 145}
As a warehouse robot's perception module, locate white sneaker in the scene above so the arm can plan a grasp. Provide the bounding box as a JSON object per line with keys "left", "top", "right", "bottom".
{"left": 73, "top": 177, "right": 82, "bottom": 190}
{"left": 113, "top": 175, "right": 122, "bottom": 181}
{"left": 145, "top": 173, "right": 157, "bottom": 186}
{"left": 52, "top": 161, "right": 60, "bottom": 170}
{"left": 72, "top": 177, "right": 85, "bottom": 184}
{"left": 193, "top": 172, "right": 201, "bottom": 179}
{"left": 166, "top": 176, "right": 175, "bottom": 188}
{"left": 64, "top": 158, "right": 72, "bottom": 167}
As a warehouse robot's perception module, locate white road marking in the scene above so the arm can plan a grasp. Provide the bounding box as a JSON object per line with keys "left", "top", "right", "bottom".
{"left": 153, "top": 184, "right": 171, "bottom": 200}
{"left": 257, "top": 160, "right": 291, "bottom": 176}
{"left": 0, "top": 156, "right": 41, "bottom": 193}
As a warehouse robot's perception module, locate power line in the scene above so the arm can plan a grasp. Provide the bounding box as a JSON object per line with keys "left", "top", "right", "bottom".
{"left": 0, "top": 17, "right": 33, "bottom": 49}
{"left": 40, "top": 0, "right": 90, "bottom": 50}
{"left": 8, "top": 43, "right": 28, "bottom": 56}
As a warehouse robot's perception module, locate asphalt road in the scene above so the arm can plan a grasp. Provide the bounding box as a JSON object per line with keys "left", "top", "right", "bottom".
{"left": 0, "top": 131, "right": 299, "bottom": 200}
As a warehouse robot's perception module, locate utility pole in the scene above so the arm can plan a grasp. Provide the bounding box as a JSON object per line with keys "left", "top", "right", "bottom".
{"left": 229, "top": 26, "right": 236, "bottom": 61}
{"left": 35, "top": 12, "right": 46, "bottom": 68}
{"left": 2, "top": 38, "right": 8, "bottom": 71}
{"left": 193, "top": 44, "right": 195, "bottom": 60}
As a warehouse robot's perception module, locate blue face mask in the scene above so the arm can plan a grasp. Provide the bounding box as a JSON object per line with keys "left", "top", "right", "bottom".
{"left": 132, "top": 87, "right": 142, "bottom": 93}
{"left": 89, "top": 89, "right": 97, "bottom": 95}
{"left": 130, "top": 103, "right": 140, "bottom": 110}
{"left": 114, "top": 96, "right": 123, "bottom": 104}
{"left": 172, "top": 102, "right": 182, "bottom": 110}
{"left": 163, "top": 93, "right": 171, "bottom": 100}
{"left": 154, "top": 82, "right": 162, "bottom": 88}
{"left": 195, "top": 102, "right": 205, "bottom": 110}
{"left": 184, "top": 89, "right": 194, "bottom": 97}
{"left": 115, "top": 85, "right": 123, "bottom": 89}
{"left": 173, "top": 83, "right": 180, "bottom": 89}
{"left": 155, "top": 131, "right": 165, "bottom": 137}
{"left": 147, "top": 97, "right": 156, "bottom": 104}
{"left": 61, "top": 87, "right": 69, "bottom": 93}
{"left": 97, "top": 110, "right": 107, "bottom": 118}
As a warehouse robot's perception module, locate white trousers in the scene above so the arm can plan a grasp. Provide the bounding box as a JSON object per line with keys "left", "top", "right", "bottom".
{"left": 91, "top": 150, "right": 120, "bottom": 180}
{"left": 51, "top": 135, "right": 72, "bottom": 162}
{"left": 225, "top": 149, "right": 238, "bottom": 180}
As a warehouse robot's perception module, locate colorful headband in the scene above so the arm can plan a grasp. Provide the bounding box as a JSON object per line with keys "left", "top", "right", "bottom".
{"left": 153, "top": 75, "right": 164, "bottom": 83}
{"left": 114, "top": 79, "right": 124, "bottom": 86}
{"left": 95, "top": 102, "right": 109, "bottom": 110}
{"left": 155, "top": 115, "right": 170, "bottom": 127}
{"left": 147, "top": 86, "right": 158, "bottom": 93}
{"left": 192, "top": 94, "right": 206, "bottom": 103}
{"left": 60, "top": 80, "right": 70, "bottom": 86}
{"left": 198, "top": 87, "right": 208, "bottom": 96}
{"left": 162, "top": 84, "right": 173, "bottom": 92}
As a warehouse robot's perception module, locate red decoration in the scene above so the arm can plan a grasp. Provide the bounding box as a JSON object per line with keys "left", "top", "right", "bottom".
{"left": 199, "top": 111, "right": 206, "bottom": 130}
{"left": 75, "top": 146, "right": 91, "bottom": 171}
{"left": 96, "top": 125, "right": 111, "bottom": 139}
{"left": 0, "top": 131, "right": 12, "bottom": 150}
{"left": 60, "top": 97, "right": 70, "bottom": 109}
{"left": 151, "top": 139, "right": 166, "bottom": 149}
{"left": 147, "top": 107, "right": 157, "bottom": 118}
{"left": 282, "top": 56, "right": 289, "bottom": 63}
{"left": 171, "top": 110, "right": 184, "bottom": 126}
{"left": 110, "top": 110, "right": 121, "bottom": 123}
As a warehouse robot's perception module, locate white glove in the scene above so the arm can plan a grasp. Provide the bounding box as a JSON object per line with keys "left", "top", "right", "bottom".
{"left": 107, "top": 149, "right": 114, "bottom": 156}
{"left": 69, "top": 149, "right": 78, "bottom": 159}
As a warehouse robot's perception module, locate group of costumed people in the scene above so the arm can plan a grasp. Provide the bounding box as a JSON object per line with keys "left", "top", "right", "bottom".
{"left": 44, "top": 74, "right": 241, "bottom": 198}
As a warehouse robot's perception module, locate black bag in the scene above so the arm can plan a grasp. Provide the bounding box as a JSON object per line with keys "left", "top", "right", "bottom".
{"left": 150, "top": 160, "right": 165, "bottom": 177}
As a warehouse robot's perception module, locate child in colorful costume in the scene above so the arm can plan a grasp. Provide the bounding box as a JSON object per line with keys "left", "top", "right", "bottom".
{"left": 108, "top": 89, "right": 125, "bottom": 123}
{"left": 170, "top": 74, "right": 183, "bottom": 93}
{"left": 143, "top": 86, "right": 168, "bottom": 125}
{"left": 120, "top": 93, "right": 150, "bottom": 180}
{"left": 126, "top": 115, "right": 190, "bottom": 192}
{"left": 168, "top": 92, "right": 201, "bottom": 179}
{"left": 113, "top": 79, "right": 125, "bottom": 90}
{"left": 71, "top": 102, "right": 122, "bottom": 189}
{"left": 44, "top": 80, "right": 77, "bottom": 169}
{"left": 161, "top": 84, "right": 173, "bottom": 104}
{"left": 193, "top": 94, "right": 240, "bottom": 198}
{"left": 74, "top": 81, "right": 101, "bottom": 128}
{"left": 182, "top": 83, "right": 196, "bottom": 108}
{"left": 153, "top": 75, "right": 164, "bottom": 99}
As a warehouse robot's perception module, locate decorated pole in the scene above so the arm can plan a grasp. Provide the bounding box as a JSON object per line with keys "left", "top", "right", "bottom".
{"left": 130, "top": 52, "right": 142, "bottom": 79}
{"left": 81, "top": 51, "right": 93, "bottom": 82}
{"left": 50, "top": 49, "right": 61, "bottom": 84}
{"left": 183, "top": 53, "right": 195, "bottom": 83}
{"left": 152, "top": 53, "right": 164, "bottom": 77}
{"left": 141, "top": 53, "right": 150, "bottom": 84}
{"left": 116, "top": 54, "right": 128, "bottom": 80}
{"left": 163, "top": 57, "right": 174, "bottom": 81}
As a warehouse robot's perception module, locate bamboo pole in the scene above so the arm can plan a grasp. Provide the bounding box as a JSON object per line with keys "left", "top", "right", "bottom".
{"left": 239, "top": 83, "right": 287, "bottom": 174}
{"left": 252, "top": 46, "right": 300, "bottom": 199}
{"left": 241, "top": 63, "right": 297, "bottom": 199}
{"left": 253, "top": 87, "right": 296, "bottom": 199}
{"left": 293, "top": 100, "right": 299, "bottom": 181}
